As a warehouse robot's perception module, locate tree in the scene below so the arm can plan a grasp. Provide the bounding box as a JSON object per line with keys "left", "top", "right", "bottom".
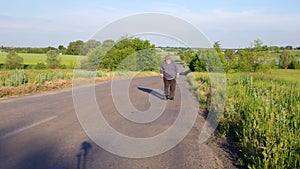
{"left": 224, "top": 49, "right": 235, "bottom": 60}
{"left": 213, "top": 41, "right": 222, "bottom": 53}
{"left": 213, "top": 41, "right": 225, "bottom": 64}
{"left": 279, "top": 50, "right": 293, "bottom": 69}
{"left": 179, "top": 49, "right": 195, "bottom": 64}
{"left": 136, "top": 49, "right": 161, "bottom": 71}
{"left": 262, "top": 45, "right": 269, "bottom": 51}
{"left": 289, "top": 59, "right": 300, "bottom": 69}
{"left": 253, "top": 39, "right": 263, "bottom": 51}
{"left": 270, "top": 46, "right": 280, "bottom": 52}
{"left": 132, "top": 39, "right": 155, "bottom": 50}
{"left": 187, "top": 49, "right": 224, "bottom": 72}
{"left": 58, "top": 45, "right": 67, "bottom": 54}
{"left": 100, "top": 45, "right": 136, "bottom": 70}
{"left": 81, "top": 40, "right": 101, "bottom": 55}
{"left": 85, "top": 38, "right": 157, "bottom": 71}
{"left": 5, "top": 50, "right": 23, "bottom": 69}
{"left": 237, "top": 49, "right": 257, "bottom": 72}
{"left": 85, "top": 47, "right": 106, "bottom": 70}
{"left": 67, "top": 40, "right": 84, "bottom": 55}
{"left": 102, "top": 39, "right": 115, "bottom": 48}
{"left": 188, "top": 53, "right": 205, "bottom": 72}
{"left": 285, "top": 45, "right": 293, "bottom": 50}
{"left": 46, "top": 50, "right": 61, "bottom": 69}
{"left": 224, "top": 49, "right": 237, "bottom": 71}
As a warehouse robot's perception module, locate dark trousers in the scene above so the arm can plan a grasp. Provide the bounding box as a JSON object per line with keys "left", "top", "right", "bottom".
{"left": 163, "top": 78, "right": 176, "bottom": 98}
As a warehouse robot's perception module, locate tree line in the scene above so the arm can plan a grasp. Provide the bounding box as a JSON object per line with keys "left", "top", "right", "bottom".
{"left": 179, "top": 39, "right": 300, "bottom": 73}
{"left": 1, "top": 39, "right": 109, "bottom": 56}
{"left": 3, "top": 38, "right": 300, "bottom": 71}
{"left": 80, "top": 37, "right": 161, "bottom": 71}
{"left": 2, "top": 38, "right": 300, "bottom": 56}
{"left": 3, "top": 38, "right": 162, "bottom": 71}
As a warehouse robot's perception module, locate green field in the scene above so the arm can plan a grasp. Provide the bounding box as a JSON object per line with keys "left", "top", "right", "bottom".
{"left": 270, "top": 69, "right": 300, "bottom": 82}
{"left": 246, "top": 50, "right": 300, "bottom": 60}
{"left": 0, "top": 52, "right": 83, "bottom": 67}
{"left": 226, "top": 69, "right": 300, "bottom": 83}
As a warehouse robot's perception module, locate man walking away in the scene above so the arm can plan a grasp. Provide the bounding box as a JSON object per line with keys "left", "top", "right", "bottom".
{"left": 160, "top": 55, "right": 179, "bottom": 100}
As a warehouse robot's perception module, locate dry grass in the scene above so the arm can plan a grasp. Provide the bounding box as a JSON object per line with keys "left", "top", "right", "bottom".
{"left": 0, "top": 70, "right": 159, "bottom": 98}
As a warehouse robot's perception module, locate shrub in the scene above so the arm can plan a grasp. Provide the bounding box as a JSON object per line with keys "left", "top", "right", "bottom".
{"left": 5, "top": 51, "right": 24, "bottom": 69}
{"left": 2, "top": 70, "right": 28, "bottom": 87}
{"left": 73, "top": 70, "right": 103, "bottom": 78}
{"left": 35, "top": 71, "right": 65, "bottom": 84}
{"left": 46, "top": 50, "right": 61, "bottom": 69}
{"left": 60, "top": 64, "right": 67, "bottom": 69}
{"left": 35, "top": 63, "right": 47, "bottom": 69}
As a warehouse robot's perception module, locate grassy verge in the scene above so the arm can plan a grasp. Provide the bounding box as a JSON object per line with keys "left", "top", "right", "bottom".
{"left": 187, "top": 70, "right": 300, "bottom": 168}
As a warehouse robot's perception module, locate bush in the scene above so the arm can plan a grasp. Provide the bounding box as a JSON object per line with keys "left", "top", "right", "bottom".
{"left": 289, "top": 60, "right": 300, "bottom": 69}
{"left": 73, "top": 70, "right": 103, "bottom": 78}
{"left": 0, "top": 70, "right": 28, "bottom": 87}
{"left": 46, "top": 50, "right": 61, "bottom": 69}
{"left": 34, "top": 63, "right": 47, "bottom": 69}
{"left": 59, "top": 64, "right": 67, "bottom": 69}
{"left": 5, "top": 51, "right": 24, "bottom": 69}
{"left": 35, "top": 71, "right": 64, "bottom": 84}
{"left": 0, "top": 75, "right": 5, "bottom": 86}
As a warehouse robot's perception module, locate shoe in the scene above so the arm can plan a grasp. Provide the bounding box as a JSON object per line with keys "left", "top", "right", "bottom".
{"left": 169, "top": 98, "right": 174, "bottom": 100}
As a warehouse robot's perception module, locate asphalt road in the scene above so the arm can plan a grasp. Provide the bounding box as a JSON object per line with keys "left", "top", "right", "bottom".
{"left": 0, "top": 70, "right": 206, "bottom": 169}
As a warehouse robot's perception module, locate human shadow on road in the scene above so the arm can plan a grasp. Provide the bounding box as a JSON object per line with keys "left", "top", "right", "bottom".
{"left": 137, "top": 87, "right": 165, "bottom": 100}
{"left": 76, "top": 141, "right": 92, "bottom": 169}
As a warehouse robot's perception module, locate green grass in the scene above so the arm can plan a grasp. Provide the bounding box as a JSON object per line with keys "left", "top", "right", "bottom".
{"left": 270, "top": 69, "right": 300, "bottom": 82}
{"left": 289, "top": 50, "right": 300, "bottom": 58}
{"left": 188, "top": 70, "right": 300, "bottom": 169}
{"left": 0, "top": 52, "right": 83, "bottom": 67}
{"left": 0, "top": 69, "right": 74, "bottom": 86}
{"left": 217, "top": 69, "right": 300, "bottom": 83}
{"left": 246, "top": 50, "right": 300, "bottom": 60}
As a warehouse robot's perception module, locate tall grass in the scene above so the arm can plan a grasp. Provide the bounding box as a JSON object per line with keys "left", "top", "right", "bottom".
{"left": 189, "top": 72, "right": 300, "bottom": 168}
{"left": 0, "top": 70, "right": 73, "bottom": 87}
{"left": 225, "top": 76, "right": 299, "bottom": 168}
{"left": 0, "top": 70, "right": 28, "bottom": 87}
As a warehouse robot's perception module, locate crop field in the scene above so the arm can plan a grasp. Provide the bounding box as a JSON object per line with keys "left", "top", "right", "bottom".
{"left": 0, "top": 52, "right": 82, "bottom": 67}
{"left": 188, "top": 70, "right": 300, "bottom": 169}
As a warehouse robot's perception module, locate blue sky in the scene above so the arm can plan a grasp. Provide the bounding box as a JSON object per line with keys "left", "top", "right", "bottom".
{"left": 1, "top": 0, "right": 299, "bottom": 48}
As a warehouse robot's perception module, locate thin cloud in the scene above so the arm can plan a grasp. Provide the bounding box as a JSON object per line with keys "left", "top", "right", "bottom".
{"left": 1, "top": 5, "right": 300, "bottom": 47}
{"left": 181, "top": 9, "right": 300, "bottom": 31}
